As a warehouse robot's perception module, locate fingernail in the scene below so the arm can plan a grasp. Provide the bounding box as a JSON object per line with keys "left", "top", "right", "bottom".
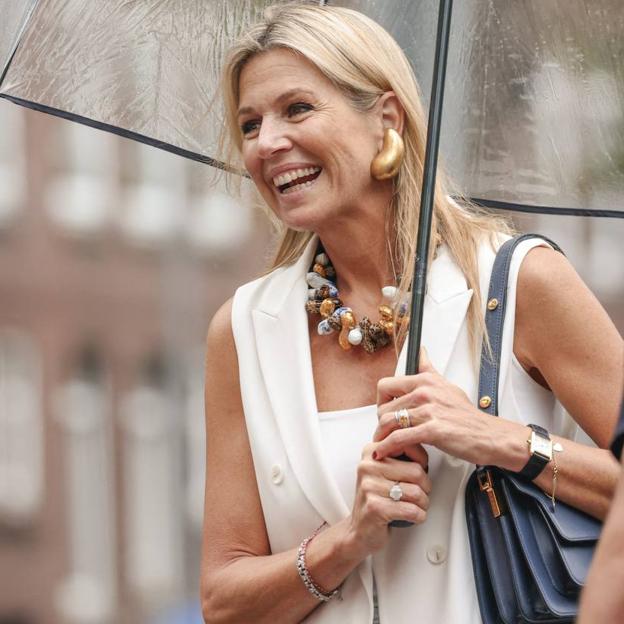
{"left": 372, "top": 451, "right": 378, "bottom": 460}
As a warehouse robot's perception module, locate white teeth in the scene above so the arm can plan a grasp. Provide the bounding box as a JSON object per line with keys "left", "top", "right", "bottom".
{"left": 281, "top": 179, "right": 315, "bottom": 195}
{"left": 272, "top": 166, "right": 321, "bottom": 187}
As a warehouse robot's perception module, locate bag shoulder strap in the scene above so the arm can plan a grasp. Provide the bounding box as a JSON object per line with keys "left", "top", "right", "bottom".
{"left": 477, "top": 234, "right": 563, "bottom": 417}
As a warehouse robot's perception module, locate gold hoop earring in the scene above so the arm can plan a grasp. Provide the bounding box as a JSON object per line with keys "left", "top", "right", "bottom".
{"left": 370, "top": 128, "right": 404, "bottom": 180}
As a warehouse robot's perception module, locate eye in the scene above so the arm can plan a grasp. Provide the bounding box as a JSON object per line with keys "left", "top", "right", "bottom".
{"left": 240, "top": 119, "right": 260, "bottom": 136}
{"left": 287, "top": 102, "right": 313, "bottom": 117}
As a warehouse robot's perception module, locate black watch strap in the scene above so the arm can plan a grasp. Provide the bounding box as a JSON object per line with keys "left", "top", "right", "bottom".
{"left": 517, "top": 424, "right": 551, "bottom": 481}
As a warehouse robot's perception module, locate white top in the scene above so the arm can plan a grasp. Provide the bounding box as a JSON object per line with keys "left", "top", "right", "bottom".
{"left": 318, "top": 404, "right": 378, "bottom": 511}
{"left": 231, "top": 234, "right": 579, "bottom": 623}
{"left": 318, "top": 404, "right": 381, "bottom": 624}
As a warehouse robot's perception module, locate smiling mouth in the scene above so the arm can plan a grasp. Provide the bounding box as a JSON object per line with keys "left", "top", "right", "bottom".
{"left": 273, "top": 167, "right": 322, "bottom": 194}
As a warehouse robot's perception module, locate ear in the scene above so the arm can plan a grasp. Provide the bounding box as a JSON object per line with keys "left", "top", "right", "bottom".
{"left": 376, "top": 91, "right": 405, "bottom": 137}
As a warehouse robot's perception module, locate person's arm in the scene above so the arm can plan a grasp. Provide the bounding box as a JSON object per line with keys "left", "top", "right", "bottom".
{"left": 199, "top": 300, "right": 360, "bottom": 624}
{"left": 373, "top": 247, "right": 623, "bottom": 520}
{"left": 577, "top": 451, "right": 624, "bottom": 623}
{"left": 200, "top": 299, "right": 430, "bottom": 623}
{"left": 511, "top": 246, "right": 623, "bottom": 518}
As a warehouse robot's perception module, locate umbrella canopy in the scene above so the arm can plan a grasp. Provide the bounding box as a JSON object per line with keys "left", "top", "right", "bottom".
{"left": 0, "top": 0, "right": 290, "bottom": 172}
{"left": 341, "top": 0, "right": 624, "bottom": 218}
{"left": 2, "top": 0, "right": 622, "bottom": 217}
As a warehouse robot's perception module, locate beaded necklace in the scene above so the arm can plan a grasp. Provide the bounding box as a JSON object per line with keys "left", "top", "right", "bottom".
{"left": 305, "top": 249, "right": 409, "bottom": 353}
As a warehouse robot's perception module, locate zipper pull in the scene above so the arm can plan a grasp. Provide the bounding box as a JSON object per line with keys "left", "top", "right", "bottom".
{"left": 477, "top": 469, "right": 502, "bottom": 518}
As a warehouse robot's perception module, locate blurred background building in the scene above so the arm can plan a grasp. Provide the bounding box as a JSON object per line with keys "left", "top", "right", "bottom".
{"left": 0, "top": 1, "right": 623, "bottom": 623}
{"left": 0, "top": 101, "right": 270, "bottom": 624}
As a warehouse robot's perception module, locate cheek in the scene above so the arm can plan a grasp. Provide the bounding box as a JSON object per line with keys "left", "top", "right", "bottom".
{"left": 241, "top": 143, "right": 258, "bottom": 176}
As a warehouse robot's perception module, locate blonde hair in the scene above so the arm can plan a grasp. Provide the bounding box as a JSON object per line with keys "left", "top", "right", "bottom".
{"left": 221, "top": 2, "right": 514, "bottom": 353}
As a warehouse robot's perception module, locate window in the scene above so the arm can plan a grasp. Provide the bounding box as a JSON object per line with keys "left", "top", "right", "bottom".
{"left": 54, "top": 349, "right": 117, "bottom": 623}
{"left": 0, "top": 329, "right": 42, "bottom": 526}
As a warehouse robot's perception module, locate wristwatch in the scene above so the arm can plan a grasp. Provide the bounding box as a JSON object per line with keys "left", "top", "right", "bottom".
{"left": 517, "top": 424, "right": 552, "bottom": 480}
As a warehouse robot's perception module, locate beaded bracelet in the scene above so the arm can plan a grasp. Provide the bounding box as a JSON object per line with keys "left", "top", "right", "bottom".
{"left": 296, "top": 522, "right": 342, "bottom": 602}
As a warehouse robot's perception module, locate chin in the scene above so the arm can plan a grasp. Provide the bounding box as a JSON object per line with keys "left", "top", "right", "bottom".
{"left": 275, "top": 204, "right": 331, "bottom": 233}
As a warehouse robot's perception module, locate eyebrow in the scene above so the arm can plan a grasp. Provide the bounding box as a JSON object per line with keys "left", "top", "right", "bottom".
{"left": 237, "top": 88, "right": 316, "bottom": 118}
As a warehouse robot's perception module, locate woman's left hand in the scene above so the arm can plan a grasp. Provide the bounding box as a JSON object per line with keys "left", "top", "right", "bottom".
{"left": 373, "top": 348, "right": 516, "bottom": 466}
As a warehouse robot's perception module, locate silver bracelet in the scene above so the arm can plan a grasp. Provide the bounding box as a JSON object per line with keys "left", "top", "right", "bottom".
{"left": 296, "top": 522, "right": 342, "bottom": 602}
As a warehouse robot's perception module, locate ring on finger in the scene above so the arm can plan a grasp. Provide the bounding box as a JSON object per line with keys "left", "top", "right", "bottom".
{"left": 389, "top": 481, "right": 403, "bottom": 501}
{"left": 394, "top": 407, "right": 411, "bottom": 429}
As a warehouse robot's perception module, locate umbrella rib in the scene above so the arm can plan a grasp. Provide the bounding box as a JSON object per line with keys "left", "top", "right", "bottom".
{"left": 467, "top": 197, "right": 624, "bottom": 219}
{"left": 0, "top": 93, "right": 246, "bottom": 176}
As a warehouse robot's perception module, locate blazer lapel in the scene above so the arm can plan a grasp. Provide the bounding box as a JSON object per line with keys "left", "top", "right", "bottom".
{"left": 396, "top": 245, "right": 473, "bottom": 375}
{"left": 252, "top": 236, "right": 350, "bottom": 526}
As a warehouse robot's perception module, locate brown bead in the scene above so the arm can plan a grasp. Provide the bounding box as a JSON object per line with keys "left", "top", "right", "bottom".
{"left": 369, "top": 322, "right": 391, "bottom": 350}
{"left": 305, "top": 300, "right": 322, "bottom": 314}
{"left": 327, "top": 315, "right": 342, "bottom": 331}
{"left": 359, "top": 318, "right": 375, "bottom": 353}
{"left": 313, "top": 263, "right": 327, "bottom": 277}
{"left": 362, "top": 335, "right": 376, "bottom": 353}
{"left": 317, "top": 285, "right": 331, "bottom": 300}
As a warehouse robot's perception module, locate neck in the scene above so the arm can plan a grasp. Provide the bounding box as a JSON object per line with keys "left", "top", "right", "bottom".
{"left": 316, "top": 202, "right": 396, "bottom": 304}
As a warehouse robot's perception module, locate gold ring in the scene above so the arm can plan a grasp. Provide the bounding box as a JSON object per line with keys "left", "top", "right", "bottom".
{"left": 395, "top": 408, "right": 411, "bottom": 428}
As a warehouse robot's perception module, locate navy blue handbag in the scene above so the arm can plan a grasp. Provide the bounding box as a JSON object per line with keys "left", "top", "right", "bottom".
{"left": 465, "top": 235, "right": 602, "bottom": 623}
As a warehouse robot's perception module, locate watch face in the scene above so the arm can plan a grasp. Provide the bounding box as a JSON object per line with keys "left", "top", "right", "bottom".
{"left": 531, "top": 432, "right": 553, "bottom": 460}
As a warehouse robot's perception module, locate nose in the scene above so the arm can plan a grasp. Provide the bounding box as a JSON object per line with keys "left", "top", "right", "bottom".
{"left": 256, "top": 118, "right": 292, "bottom": 159}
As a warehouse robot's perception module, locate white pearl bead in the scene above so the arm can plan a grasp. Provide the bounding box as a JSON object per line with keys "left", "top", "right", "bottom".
{"left": 382, "top": 285, "right": 398, "bottom": 300}
{"left": 315, "top": 253, "right": 329, "bottom": 266}
{"left": 306, "top": 272, "right": 332, "bottom": 289}
{"left": 347, "top": 327, "right": 363, "bottom": 345}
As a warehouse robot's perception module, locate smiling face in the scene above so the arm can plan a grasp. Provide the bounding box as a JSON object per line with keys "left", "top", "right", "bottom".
{"left": 237, "top": 48, "right": 385, "bottom": 232}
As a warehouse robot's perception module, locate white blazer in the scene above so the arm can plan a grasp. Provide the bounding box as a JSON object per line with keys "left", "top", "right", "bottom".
{"left": 230, "top": 235, "right": 577, "bottom": 623}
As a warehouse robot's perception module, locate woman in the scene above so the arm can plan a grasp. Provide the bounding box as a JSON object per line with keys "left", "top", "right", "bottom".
{"left": 200, "top": 4, "right": 623, "bottom": 623}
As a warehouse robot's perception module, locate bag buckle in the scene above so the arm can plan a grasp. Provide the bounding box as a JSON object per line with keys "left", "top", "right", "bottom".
{"left": 477, "top": 469, "right": 502, "bottom": 518}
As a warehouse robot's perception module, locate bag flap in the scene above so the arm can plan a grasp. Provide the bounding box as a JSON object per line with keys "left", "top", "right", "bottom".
{"left": 505, "top": 472, "right": 601, "bottom": 542}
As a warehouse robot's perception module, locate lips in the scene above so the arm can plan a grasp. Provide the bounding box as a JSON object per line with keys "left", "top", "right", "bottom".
{"left": 272, "top": 166, "right": 322, "bottom": 194}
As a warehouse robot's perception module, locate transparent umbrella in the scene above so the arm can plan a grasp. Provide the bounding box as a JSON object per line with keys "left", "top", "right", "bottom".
{"left": 0, "top": 0, "right": 292, "bottom": 172}
{"left": 343, "top": 0, "right": 624, "bottom": 220}
{"left": 2, "top": 0, "right": 622, "bottom": 217}
{"left": 1, "top": 0, "right": 622, "bottom": 369}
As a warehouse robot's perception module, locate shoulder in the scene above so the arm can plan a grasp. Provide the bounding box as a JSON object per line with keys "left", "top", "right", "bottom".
{"left": 516, "top": 244, "right": 582, "bottom": 313}
{"left": 478, "top": 234, "right": 572, "bottom": 298}
{"left": 206, "top": 298, "right": 236, "bottom": 369}
{"left": 513, "top": 242, "right": 620, "bottom": 373}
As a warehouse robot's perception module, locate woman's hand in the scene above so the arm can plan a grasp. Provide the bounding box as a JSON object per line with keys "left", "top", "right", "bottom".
{"left": 347, "top": 441, "right": 431, "bottom": 555}
{"left": 372, "top": 348, "right": 514, "bottom": 465}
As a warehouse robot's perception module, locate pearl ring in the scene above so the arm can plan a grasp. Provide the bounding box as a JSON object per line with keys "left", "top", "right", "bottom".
{"left": 394, "top": 408, "right": 411, "bottom": 428}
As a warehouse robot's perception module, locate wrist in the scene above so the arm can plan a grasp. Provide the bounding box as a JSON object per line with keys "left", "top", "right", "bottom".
{"left": 304, "top": 519, "right": 366, "bottom": 593}
{"left": 487, "top": 420, "right": 533, "bottom": 472}
{"left": 335, "top": 517, "right": 370, "bottom": 564}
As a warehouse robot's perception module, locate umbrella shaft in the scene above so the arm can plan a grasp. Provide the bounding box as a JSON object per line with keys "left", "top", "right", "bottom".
{"left": 405, "top": 0, "right": 454, "bottom": 376}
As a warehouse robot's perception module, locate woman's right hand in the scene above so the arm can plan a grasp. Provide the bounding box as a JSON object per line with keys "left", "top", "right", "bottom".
{"left": 346, "top": 442, "right": 431, "bottom": 555}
